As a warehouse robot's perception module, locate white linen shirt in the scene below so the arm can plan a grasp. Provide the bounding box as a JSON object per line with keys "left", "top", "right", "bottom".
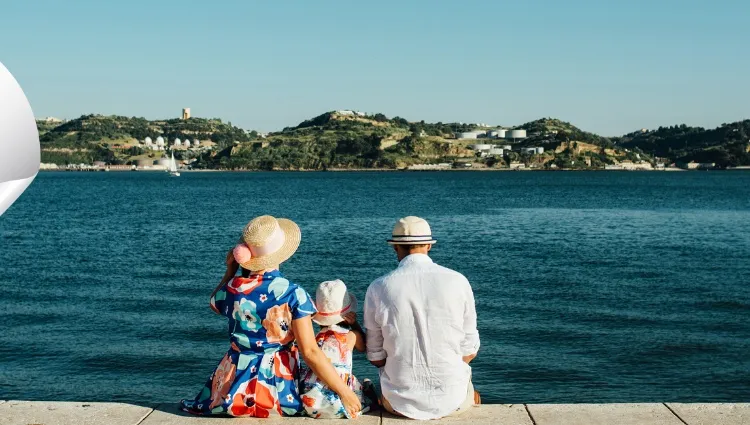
{"left": 364, "top": 253, "right": 480, "bottom": 420}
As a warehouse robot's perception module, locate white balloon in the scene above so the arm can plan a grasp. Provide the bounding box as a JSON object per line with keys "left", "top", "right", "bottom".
{"left": 0, "top": 61, "right": 40, "bottom": 216}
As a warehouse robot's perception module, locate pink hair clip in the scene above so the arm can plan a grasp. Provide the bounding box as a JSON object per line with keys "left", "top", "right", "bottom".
{"left": 233, "top": 243, "right": 252, "bottom": 264}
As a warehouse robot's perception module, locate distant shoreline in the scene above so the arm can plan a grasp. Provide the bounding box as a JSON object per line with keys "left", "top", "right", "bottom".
{"left": 38, "top": 167, "right": 750, "bottom": 173}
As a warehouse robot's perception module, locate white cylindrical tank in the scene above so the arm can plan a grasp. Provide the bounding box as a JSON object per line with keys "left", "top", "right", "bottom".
{"left": 457, "top": 132, "right": 478, "bottom": 139}
{"left": 496, "top": 129, "right": 507, "bottom": 139}
{"left": 536, "top": 147, "right": 545, "bottom": 154}
{"left": 508, "top": 129, "right": 527, "bottom": 139}
{"left": 145, "top": 137, "right": 152, "bottom": 144}
{"left": 184, "top": 140, "right": 191, "bottom": 148}
{"left": 156, "top": 136, "right": 165, "bottom": 146}
{"left": 174, "top": 138, "right": 182, "bottom": 146}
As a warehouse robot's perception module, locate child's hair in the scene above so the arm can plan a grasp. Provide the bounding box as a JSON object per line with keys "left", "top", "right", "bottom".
{"left": 335, "top": 321, "right": 351, "bottom": 330}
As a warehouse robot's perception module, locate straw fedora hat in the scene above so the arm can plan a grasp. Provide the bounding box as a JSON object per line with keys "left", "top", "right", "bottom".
{"left": 232, "top": 215, "right": 301, "bottom": 271}
{"left": 387, "top": 216, "right": 437, "bottom": 245}
{"left": 312, "top": 279, "right": 357, "bottom": 327}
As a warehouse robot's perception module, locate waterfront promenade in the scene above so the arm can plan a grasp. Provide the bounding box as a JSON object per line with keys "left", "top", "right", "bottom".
{"left": 1, "top": 401, "right": 748, "bottom": 424}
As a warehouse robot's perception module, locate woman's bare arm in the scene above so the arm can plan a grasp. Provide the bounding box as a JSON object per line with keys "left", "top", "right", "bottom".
{"left": 209, "top": 249, "right": 239, "bottom": 313}
{"left": 293, "top": 316, "right": 361, "bottom": 418}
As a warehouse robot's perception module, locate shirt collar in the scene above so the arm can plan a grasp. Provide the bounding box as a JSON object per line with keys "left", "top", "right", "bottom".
{"left": 398, "top": 253, "right": 434, "bottom": 267}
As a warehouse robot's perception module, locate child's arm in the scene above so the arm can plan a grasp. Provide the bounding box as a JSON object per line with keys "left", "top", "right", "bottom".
{"left": 344, "top": 312, "right": 367, "bottom": 352}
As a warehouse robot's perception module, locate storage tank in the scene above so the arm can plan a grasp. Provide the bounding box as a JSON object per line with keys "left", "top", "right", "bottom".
{"left": 507, "top": 129, "right": 527, "bottom": 139}
{"left": 144, "top": 137, "right": 152, "bottom": 144}
{"left": 488, "top": 148, "right": 504, "bottom": 155}
{"left": 156, "top": 136, "right": 165, "bottom": 146}
{"left": 457, "top": 132, "right": 478, "bottom": 139}
{"left": 536, "top": 147, "right": 545, "bottom": 154}
{"left": 184, "top": 140, "right": 191, "bottom": 148}
{"left": 174, "top": 138, "right": 182, "bottom": 146}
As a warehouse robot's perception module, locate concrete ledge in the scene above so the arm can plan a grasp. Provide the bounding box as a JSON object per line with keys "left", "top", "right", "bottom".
{"left": 666, "top": 403, "right": 750, "bottom": 425}
{"left": 526, "top": 403, "right": 684, "bottom": 425}
{"left": 2, "top": 401, "right": 749, "bottom": 424}
{"left": 0, "top": 401, "right": 155, "bottom": 425}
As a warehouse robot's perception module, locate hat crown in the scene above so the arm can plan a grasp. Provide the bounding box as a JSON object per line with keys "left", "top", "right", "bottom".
{"left": 242, "top": 215, "right": 280, "bottom": 247}
{"left": 315, "top": 279, "right": 354, "bottom": 315}
{"left": 393, "top": 216, "right": 432, "bottom": 237}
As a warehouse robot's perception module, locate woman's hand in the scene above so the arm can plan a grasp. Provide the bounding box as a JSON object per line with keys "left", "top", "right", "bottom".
{"left": 340, "top": 387, "right": 362, "bottom": 419}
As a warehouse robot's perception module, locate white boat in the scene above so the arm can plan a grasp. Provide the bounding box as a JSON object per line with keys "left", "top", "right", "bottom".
{"left": 168, "top": 152, "right": 180, "bottom": 177}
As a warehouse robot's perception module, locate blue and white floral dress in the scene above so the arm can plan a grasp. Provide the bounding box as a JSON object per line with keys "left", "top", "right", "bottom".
{"left": 180, "top": 270, "right": 316, "bottom": 417}
{"left": 300, "top": 324, "right": 371, "bottom": 418}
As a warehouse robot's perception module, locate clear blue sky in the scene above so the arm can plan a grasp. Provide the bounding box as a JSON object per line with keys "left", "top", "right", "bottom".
{"left": 1, "top": 0, "right": 748, "bottom": 135}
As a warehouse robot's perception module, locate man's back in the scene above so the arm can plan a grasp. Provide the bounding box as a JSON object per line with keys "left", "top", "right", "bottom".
{"left": 364, "top": 253, "right": 480, "bottom": 420}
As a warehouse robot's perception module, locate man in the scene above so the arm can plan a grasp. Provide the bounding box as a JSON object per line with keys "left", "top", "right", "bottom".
{"left": 364, "top": 216, "right": 480, "bottom": 420}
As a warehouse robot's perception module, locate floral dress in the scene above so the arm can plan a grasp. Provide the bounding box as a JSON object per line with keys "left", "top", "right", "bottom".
{"left": 300, "top": 324, "right": 371, "bottom": 418}
{"left": 180, "top": 270, "right": 316, "bottom": 417}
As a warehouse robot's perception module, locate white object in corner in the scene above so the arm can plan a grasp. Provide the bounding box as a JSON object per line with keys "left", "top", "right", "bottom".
{"left": 0, "top": 61, "right": 41, "bottom": 216}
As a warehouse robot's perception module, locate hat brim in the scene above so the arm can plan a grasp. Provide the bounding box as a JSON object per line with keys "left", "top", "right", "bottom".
{"left": 239, "top": 218, "right": 301, "bottom": 271}
{"left": 313, "top": 294, "right": 357, "bottom": 327}
{"left": 387, "top": 239, "right": 436, "bottom": 245}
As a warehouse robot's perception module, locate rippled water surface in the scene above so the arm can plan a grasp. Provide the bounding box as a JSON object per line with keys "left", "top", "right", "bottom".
{"left": 1, "top": 171, "right": 749, "bottom": 404}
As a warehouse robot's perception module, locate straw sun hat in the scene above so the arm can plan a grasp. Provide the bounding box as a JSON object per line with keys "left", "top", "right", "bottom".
{"left": 313, "top": 279, "right": 357, "bottom": 327}
{"left": 232, "top": 215, "right": 301, "bottom": 271}
{"left": 387, "top": 216, "right": 437, "bottom": 245}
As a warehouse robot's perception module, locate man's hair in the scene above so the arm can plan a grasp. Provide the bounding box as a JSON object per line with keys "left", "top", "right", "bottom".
{"left": 396, "top": 243, "right": 430, "bottom": 251}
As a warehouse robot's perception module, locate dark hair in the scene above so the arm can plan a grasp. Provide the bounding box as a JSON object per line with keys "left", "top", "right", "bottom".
{"left": 240, "top": 267, "right": 251, "bottom": 278}
{"left": 395, "top": 243, "right": 430, "bottom": 251}
{"left": 335, "top": 321, "right": 352, "bottom": 329}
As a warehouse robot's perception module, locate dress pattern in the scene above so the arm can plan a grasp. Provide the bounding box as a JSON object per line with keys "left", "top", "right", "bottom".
{"left": 180, "top": 270, "right": 316, "bottom": 417}
{"left": 300, "top": 324, "right": 371, "bottom": 418}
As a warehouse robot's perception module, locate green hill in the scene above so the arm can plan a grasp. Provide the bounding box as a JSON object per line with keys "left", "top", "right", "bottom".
{"left": 206, "top": 111, "right": 477, "bottom": 170}
{"left": 615, "top": 121, "right": 750, "bottom": 166}
{"left": 38, "top": 111, "right": 750, "bottom": 169}
{"left": 38, "top": 114, "right": 255, "bottom": 165}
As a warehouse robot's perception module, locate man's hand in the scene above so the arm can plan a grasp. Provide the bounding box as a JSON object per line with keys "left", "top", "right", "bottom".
{"left": 370, "top": 359, "right": 386, "bottom": 368}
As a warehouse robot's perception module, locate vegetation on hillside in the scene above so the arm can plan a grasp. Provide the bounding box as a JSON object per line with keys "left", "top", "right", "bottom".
{"left": 38, "top": 114, "right": 255, "bottom": 164}
{"left": 39, "top": 111, "right": 750, "bottom": 169}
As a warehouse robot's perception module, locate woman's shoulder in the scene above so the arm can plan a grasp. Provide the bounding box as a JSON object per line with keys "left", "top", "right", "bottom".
{"left": 265, "top": 273, "right": 314, "bottom": 308}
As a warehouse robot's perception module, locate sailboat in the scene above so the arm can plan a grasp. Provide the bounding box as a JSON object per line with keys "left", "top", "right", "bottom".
{"left": 168, "top": 151, "right": 180, "bottom": 177}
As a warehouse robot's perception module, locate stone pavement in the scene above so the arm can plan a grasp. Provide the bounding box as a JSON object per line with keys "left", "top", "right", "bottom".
{"left": 1, "top": 401, "right": 749, "bottom": 424}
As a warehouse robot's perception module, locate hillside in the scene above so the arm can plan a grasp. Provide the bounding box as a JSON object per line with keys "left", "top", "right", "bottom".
{"left": 207, "top": 111, "right": 478, "bottom": 170}
{"left": 38, "top": 111, "right": 750, "bottom": 169}
{"left": 615, "top": 121, "right": 750, "bottom": 166}
{"left": 38, "top": 114, "right": 255, "bottom": 165}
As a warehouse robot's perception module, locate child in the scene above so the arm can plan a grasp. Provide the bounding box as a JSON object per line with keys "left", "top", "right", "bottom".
{"left": 301, "top": 279, "right": 374, "bottom": 419}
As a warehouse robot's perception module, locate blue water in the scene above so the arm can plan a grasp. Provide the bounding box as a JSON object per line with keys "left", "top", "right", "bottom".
{"left": 1, "top": 171, "right": 749, "bottom": 404}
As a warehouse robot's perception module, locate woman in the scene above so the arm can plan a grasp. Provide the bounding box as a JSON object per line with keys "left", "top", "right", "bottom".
{"left": 180, "top": 215, "right": 362, "bottom": 418}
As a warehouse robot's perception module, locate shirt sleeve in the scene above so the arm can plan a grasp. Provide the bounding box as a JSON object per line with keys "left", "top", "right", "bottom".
{"left": 364, "top": 284, "right": 387, "bottom": 362}
{"left": 460, "top": 279, "right": 480, "bottom": 356}
{"left": 289, "top": 285, "right": 318, "bottom": 320}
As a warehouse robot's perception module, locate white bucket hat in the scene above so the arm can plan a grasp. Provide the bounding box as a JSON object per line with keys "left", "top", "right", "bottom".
{"left": 312, "top": 279, "right": 357, "bottom": 326}
{"left": 387, "top": 216, "right": 437, "bottom": 245}
{"left": 232, "top": 215, "right": 301, "bottom": 271}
